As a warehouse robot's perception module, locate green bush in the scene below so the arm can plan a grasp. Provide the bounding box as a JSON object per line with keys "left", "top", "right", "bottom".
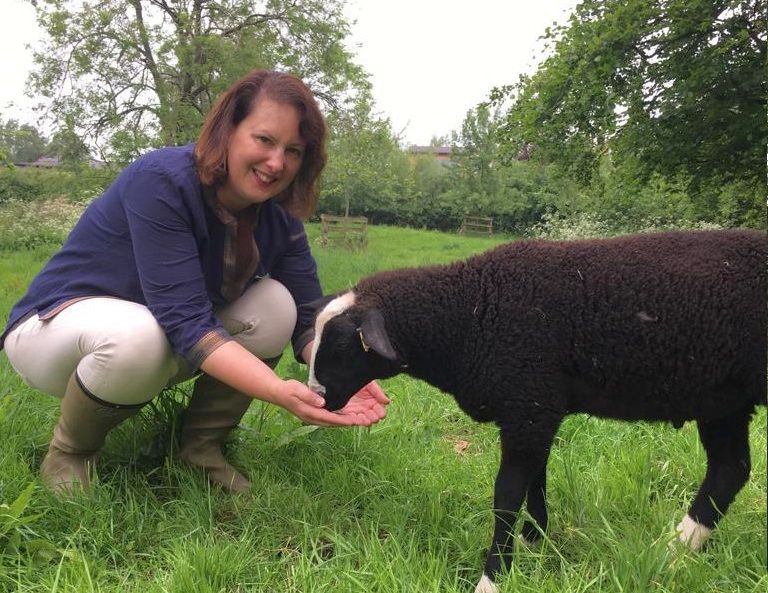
{"left": 0, "top": 166, "right": 118, "bottom": 205}
{"left": 0, "top": 153, "right": 755, "bottom": 250}
{"left": 0, "top": 198, "right": 87, "bottom": 250}
{"left": 0, "top": 169, "right": 42, "bottom": 203}
{"left": 530, "top": 210, "right": 724, "bottom": 241}
{"left": 0, "top": 166, "right": 121, "bottom": 249}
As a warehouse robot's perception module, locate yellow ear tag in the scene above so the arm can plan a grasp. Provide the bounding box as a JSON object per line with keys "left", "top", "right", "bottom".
{"left": 358, "top": 330, "right": 371, "bottom": 352}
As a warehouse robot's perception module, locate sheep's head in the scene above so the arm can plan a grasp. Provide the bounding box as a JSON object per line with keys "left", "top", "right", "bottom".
{"left": 308, "top": 292, "right": 404, "bottom": 411}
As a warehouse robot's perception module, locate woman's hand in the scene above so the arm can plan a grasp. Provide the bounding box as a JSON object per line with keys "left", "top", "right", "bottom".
{"left": 201, "top": 342, "right": 390, "bottom": 427}
{"left": 273, "top": 379, "right": 369, "bottom": 427}
{"left": 274, "top": 379, "right": 390, "bottom": 427}
{"left": 335, "top": 381, "right": 391, "bottom": 424}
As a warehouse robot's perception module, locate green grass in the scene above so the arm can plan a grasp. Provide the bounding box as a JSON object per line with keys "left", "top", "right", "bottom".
{"left": 303, "top": 223, "right": 511, "bottom": 293}
{"left": 0, "top": 225, "right": 765, "bottom": 593}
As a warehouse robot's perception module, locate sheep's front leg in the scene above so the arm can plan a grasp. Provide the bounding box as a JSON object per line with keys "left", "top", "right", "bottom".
{"left": 520, "top": 460, "right": 549, "bottom": 546}
{"left": 475, "top": 431, "right": 554, "bottom": 593}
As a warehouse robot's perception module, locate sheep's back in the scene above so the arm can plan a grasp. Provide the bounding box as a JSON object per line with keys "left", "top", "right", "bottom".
{"left": 463, "top": 229, "right": 766, "bottom": 423}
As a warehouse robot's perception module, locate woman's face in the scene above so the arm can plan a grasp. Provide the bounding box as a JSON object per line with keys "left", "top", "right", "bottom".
{"left": 218, "top": 96, "right": 305, "bottom": 213}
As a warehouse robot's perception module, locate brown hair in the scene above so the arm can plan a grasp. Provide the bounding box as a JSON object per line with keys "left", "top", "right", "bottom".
{"left": 195, "top": 70, "right": 327, "bottom": 219}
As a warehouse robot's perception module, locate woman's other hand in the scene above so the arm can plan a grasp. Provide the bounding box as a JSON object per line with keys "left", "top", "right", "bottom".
{"left": 335, "top": 381, "right": 390, "bottom": 425}
{"left": 275, "top": 379, "right": 390, "bottom": 427}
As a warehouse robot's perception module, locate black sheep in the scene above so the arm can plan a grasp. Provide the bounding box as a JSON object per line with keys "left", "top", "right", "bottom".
{"left": 307, "top": 229, "right": 767, "bottom": 593}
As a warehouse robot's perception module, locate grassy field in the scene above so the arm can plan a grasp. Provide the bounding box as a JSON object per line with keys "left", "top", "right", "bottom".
{"left": 0, "top": 224, "right": 765, "bottom": 593}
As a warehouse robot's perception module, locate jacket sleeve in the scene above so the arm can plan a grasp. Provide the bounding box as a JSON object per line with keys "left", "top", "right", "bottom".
{"left": 122, "top": 167, "right": 231, "bottom": 369}
{"left": 268, "top": 217, "right": 323, "bottom": 363}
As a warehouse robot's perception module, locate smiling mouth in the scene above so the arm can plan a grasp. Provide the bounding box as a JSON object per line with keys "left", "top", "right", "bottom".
{"left": 253, "top": 168, "right": 277, "bottom": 185}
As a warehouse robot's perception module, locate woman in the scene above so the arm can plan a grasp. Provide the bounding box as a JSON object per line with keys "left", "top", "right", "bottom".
{"left": 1, "top": 69, "right": 389, "bottom": 495}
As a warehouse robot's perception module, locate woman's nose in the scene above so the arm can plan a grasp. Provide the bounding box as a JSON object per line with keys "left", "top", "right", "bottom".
{"left": 265, "top": 148, "right": 285, "bottom": 173}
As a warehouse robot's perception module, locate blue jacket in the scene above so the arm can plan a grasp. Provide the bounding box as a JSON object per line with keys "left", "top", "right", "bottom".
{"left": 2, "top": 144, "right": 323, "bottom": 369}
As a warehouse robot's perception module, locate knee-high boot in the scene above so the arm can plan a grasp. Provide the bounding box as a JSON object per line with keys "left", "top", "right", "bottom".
{"left": 176, "top": 372, "right": 257, "bottom": 493}
{"left": 40, "top": 372, "right": 145, "bottom": 494}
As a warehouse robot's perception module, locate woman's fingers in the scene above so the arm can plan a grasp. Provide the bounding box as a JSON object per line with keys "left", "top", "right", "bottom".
{"left": 365, "top": 381, "right": 391, "bottom": 404}
{"left": 302, "top": 406, "right": 364, "bottom": 427}
{"left": 361, "top": 407, "right": 382, "bottom": 423}
{"left": 279, "top": 379, "right": 388, "bottom": 427}
{"left": 286, "top": 379, "right": 326, "bottom": 407}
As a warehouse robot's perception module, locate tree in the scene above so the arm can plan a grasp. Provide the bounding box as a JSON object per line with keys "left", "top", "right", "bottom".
{"left": 0, "top": 118, "right": 48, "bottom": 162}
{"left": 495, "top": 0, "right": 766, "bottom": 225}
{"left": 27, "top": 0, "right": 369, "bottom": 162}
{"left": 321, "top": 93, "right": 411, "bottom": 221}
{"left": 46, "top": 124, "right": 92, "bottom": 170}
{"left": 450, "top": 103, "right": 501, "bottom": 201}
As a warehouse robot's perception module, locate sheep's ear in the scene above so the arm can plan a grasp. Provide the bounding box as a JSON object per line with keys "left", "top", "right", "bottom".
{"left": 359, "top": 308, "right": 398, "bottom": 362}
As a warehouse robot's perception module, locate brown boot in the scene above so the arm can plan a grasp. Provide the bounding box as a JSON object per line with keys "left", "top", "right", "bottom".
{"left": 177, "top": 372, "right": 255, "bottom": 493}
{"left": 40, "top": 372, "right": 144, "bottom": 495}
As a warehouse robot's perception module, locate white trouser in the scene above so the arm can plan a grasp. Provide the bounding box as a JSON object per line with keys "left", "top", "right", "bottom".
{"left": 4, "top": 278, "right": 297, "bottom": 406}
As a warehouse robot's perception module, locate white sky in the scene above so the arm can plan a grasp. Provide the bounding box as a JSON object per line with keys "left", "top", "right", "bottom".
{"left": 0, "top": 0, "right": 578, "bottom": 146}
{"left": 345, "top": 0, "right": 578, "bottom": 145}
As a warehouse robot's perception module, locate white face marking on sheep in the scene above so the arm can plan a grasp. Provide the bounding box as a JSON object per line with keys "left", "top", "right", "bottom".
{"left": 307, "top": 291, "right": 356, "bottom": 395}
{"left": 675, "top": 514, "right": 712, "bottom": 551}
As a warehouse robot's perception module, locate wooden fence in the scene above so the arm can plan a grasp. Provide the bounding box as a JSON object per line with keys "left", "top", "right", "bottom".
{"left": 319, "top": 214, "right": 368, "bottom": 249}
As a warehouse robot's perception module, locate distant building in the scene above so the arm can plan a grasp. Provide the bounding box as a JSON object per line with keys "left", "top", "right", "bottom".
{"left": 407, "top": 145, "right": 455, "bottom": 163}
{"left": 15, "top": 156, "right": 60, "bottom": 168}
{"left": 14, "top": 156, "right": 107, "bottom": 169}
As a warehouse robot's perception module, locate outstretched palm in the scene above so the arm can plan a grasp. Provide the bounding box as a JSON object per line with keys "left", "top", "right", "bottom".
{"left": 336, "top": 381, "right": 391, "bottom": 424}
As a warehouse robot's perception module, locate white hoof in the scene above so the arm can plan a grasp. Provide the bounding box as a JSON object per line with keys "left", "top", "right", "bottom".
{"left": 518, "top": 533, "right": 541, "bottom": 549}
{"left": 474, "top": 573, "right": 499, "bottom": 593}
{"left": 675, "top": 514, "right": 712, "bottom": 551}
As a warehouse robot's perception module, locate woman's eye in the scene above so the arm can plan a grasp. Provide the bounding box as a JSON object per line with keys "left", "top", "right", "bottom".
{"left": 287, "top": 147, "right": 304, "bottom": 158}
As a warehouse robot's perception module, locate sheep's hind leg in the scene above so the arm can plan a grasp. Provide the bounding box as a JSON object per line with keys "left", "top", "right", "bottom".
{"left": 475, "top": 429, "right": 555, "bottom": 593}
{"left": 676, "top": 406, "right": 753, "bottom": 551}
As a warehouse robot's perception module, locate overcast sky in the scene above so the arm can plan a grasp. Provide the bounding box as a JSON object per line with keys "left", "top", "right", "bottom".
{"left": 1, "top": 0, "right": 578, "bottom": 146}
